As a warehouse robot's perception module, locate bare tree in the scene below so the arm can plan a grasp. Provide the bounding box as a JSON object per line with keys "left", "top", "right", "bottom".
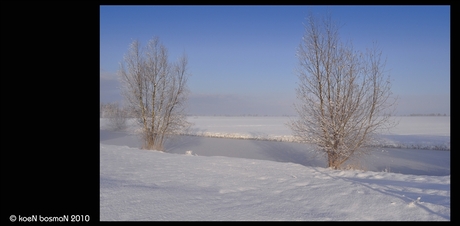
{"left": 289, "top": 14, "right": 397, "bottom": 169}
{"left": 118, "top": 37, "right": 191, "bottom": 151}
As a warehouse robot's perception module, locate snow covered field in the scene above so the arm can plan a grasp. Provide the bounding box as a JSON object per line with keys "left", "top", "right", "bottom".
{"left": 100, "top": 116, "right": 450, "bottom": 221}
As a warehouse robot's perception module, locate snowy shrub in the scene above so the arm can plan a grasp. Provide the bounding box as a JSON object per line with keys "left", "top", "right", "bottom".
{"left": 185, "top": 150, "right": 196, "bottom": 156}
{"left": 105, "top": 102, "right": 127, "bottom": 131}
{"left": 382, "top": 167, "right": 391, "bottom": 173}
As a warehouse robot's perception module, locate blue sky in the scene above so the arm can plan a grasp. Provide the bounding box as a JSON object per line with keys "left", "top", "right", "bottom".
{"left": 100, "top": 5, "right": 450, "bottom": 116}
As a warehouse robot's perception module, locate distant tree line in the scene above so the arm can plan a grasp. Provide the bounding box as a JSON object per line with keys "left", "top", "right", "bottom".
{"left": 100, "top": 102, "right": 134, "bottom": 118}
{"left": 100, "top": 102, "right": 131, "bottom": 131}
{"left": 187, "top": 114, "right": 297, "bottom": 117}
{"left": 405, "top": 113, "right": 448, "bottom": 117}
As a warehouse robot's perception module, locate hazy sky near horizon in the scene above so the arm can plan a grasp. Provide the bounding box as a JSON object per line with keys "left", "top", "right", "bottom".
{"left": 100, "top": 5, "right": 450, "bottom": 115}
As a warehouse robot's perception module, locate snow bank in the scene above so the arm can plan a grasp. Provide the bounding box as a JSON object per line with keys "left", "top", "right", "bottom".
{"left": 101, "top": 116, "right": 450, "bottom": 150}
{"left": 101, "top": 130, "right": 450, "bottom": 176}
{"left": 186, "top": 116, "right": 450, "bottom": 150}
{"left": 100, "top": 144, "right": 450, "bottom": 221}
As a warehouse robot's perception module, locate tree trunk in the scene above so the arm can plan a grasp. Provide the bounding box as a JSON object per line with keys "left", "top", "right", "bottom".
{"left": 327, "top": 150, "right": 344, "bottom": 170}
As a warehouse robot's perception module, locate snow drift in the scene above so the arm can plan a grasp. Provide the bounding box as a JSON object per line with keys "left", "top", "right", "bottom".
{"left": 100, "top": 144, "right": 450, "bottom": 221}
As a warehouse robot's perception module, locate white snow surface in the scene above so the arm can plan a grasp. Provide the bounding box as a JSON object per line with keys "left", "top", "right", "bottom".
{"left": 100, "top": 116, "right": 450, "bottom": 221}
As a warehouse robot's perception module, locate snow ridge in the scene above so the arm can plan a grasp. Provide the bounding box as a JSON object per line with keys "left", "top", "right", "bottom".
{"left": 180, "top": 132, "right": 450, "bottom": 151}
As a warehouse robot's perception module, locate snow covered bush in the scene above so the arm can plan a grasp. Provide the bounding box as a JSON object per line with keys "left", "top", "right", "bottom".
{"left": 103, "top": 102, "right": 128, "bottom": 131}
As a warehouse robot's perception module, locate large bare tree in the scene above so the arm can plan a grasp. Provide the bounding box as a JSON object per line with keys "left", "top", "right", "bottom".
{"left": 290, "top": 14, "right": 397, "bottom": 169}
{"left": 119, "top": 37, "right": 191, "bottom": 151}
